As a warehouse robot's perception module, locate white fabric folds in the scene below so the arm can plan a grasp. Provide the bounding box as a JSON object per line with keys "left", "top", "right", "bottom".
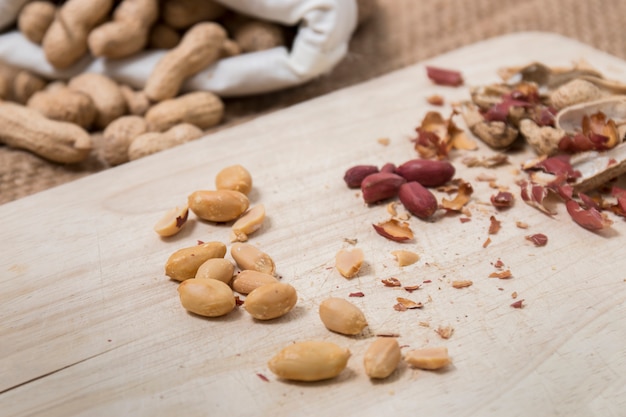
{"left": 0, "top": 0, "right": 357, "bottom": 97}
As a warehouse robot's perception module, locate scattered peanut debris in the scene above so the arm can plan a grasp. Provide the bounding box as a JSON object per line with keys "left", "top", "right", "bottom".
{"left": 489, "top": 270, "right": 513, "bottom": 279}
{"left": 404, "top": 285, "right": 421, "bottom": 293}
{"left": 435, "top": 325, "right": 454, "bottom": 339}
{"left": 394, "top": 297, "right": 423, "bottom": 311}
{"left": 491, "top": 191, "right": 514, "bottom": 209}
{"left": 510, "top": 299, "right": 525, "bottom": 309}
{"left": 427, "top": 94, "right": 445, "bottom": 106}
{"left": 441, "top": 180, "right": 474, "bottom": 212}
{"left": 463, "top": 154, "right": 510, "bottom": 168}
{"left": 414, "top": 111, "right": 475, "bottom": 159}
{"left": 488, "top": 216, "right": 502, "bottom": 234}
{"left": 526, "top": 233, "right": 548, "bottom": 246}
{"left": 382, "top": 277, "right": 402, "bottom": 287}
{"left": 376, "top": 333, "right": 401, "bottom": 337}
{"left": 452, "top": 280, "right": 473, "bottom": 289}
{"left": 426, "top": 66, "right": 464, "bottom": 87}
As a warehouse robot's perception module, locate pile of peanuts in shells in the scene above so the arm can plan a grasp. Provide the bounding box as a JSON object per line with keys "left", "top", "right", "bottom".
{"left": 0, "top": 0, "right": 297, "bottom": 166}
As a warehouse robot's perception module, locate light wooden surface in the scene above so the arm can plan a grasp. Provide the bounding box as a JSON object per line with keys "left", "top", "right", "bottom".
{"left": 1, "top": 32, "right": 625, "bottom": 417}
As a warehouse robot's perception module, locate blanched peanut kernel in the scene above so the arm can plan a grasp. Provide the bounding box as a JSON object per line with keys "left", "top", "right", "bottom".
{"left": 231, "top": 270, "right": 278, "bottom": 295}
{"left": 268, "top": 341, "right": 351, "bottom": 382}
{"left": 177, "top": 278, "right": 235, "bottom": 317}
{"left": 335, "top": 248, "right": 364, "bottom": 278}
{"left": 215, "top": 164, "right": 253, "bottom": 195}
{"left": 154, "top": 204, "right": 189, "bottom": 237}
{"left": 404, "top": 346, "right": 451, "bottom": 370}
{"left": 195, "top": 258, "right": 235, "bottom": 284}
{"left": 188, "top": 189, "right": 249, "bottom": 222}
{"left": 363, "top": 337, "right": 402, "bottom": 379}
{"left": 165, "top": 241, "right": 227, "bottom": 281}
{"left": 230, "top": 242, "right": 275, "bottom": 274}
{"left": 243, "top": 282, "right": 297, "bottom": 320}
{"left": 230, "top": 204, "right": 265, "bottom": 242}
{"left": 319, "top": 297, "right": 368, "bottom": 335}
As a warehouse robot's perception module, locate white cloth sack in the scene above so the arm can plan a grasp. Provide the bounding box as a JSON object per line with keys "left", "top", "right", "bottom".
{"left": 0, "top": 0, "right": 357, "bottom": 97}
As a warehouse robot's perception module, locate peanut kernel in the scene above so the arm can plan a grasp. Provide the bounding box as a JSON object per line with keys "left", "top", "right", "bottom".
{"left": 363, "top": 337, "right": 401, "bottom": 379}
{"left": 230, "top": 204, "right": 265, "bottom": 242}
{"left": 404, "top": 346, "right": 451, "bottom": 370}
{"left": 231, "top": 242, "right": 275, "bottom": 275}
{"left": 154, "top": 204, "right": 189, "bottom": 237}
{"left": 177, "top": 278, "right": 235, "bottom": 317}
{"left": 319, "top": 297, "right": 368, "bottom": 335}
{"left": 243, "top": 282, "right": 297, "bottom": 320}
{"left": 268, "top": 341, "right": 351, "bottom": 382}
{"left": 165, "top": 241, "right": 227, "bottom": 281}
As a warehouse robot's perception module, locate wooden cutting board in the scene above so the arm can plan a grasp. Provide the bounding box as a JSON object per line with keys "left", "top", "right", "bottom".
{"left": 1, "top": 32, "right": 625, "bottom": 417}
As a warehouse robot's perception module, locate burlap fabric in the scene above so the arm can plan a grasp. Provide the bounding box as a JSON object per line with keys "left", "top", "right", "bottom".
{"left": 2, "top": 0, "right": 625, "bottom": 205}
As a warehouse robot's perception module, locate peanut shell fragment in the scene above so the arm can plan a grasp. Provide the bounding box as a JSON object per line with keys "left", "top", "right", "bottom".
{"left": 177, "top": 278, "right": 235, "bottom": 317}
{"left": 335, "top": 248, "right": 364, "bottom": 278}
{"left": 243, "top": 282, "right": 297, "bottom": 320}
{"left": 268, "top": 341, "right": 351, "bottom": 382}
{"left": 363, "top": 337, "right": 402, "bottom": 379}
{"left": 570, "top": 142, "right": 626, "bottom": 192}
{"left": 319, "top": 297, "right": 368, "bottom": 336}
{"left": 154, "top": 205, "right": 189, "bottom": 237}
{"left": 404, "top": 346, "right": 451, "bottom": 370}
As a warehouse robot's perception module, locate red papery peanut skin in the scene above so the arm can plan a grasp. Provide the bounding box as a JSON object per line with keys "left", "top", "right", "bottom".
{"left": 565, "top": 200, "right": 612, "bottom": 231}
{"left": 426, "top": 66, "right": 464, "bottom": 87}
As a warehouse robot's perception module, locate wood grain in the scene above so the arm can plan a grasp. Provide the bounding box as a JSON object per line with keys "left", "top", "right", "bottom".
{"left": 1, "top": 32, "right": 625, "bottom": 417}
